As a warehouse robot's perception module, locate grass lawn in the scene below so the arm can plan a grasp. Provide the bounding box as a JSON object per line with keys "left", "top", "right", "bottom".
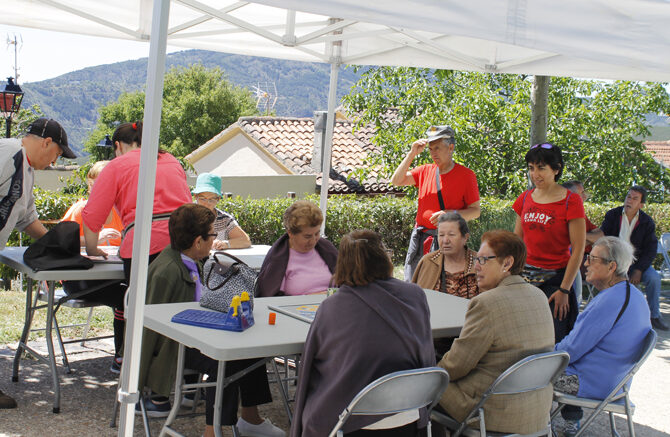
{"left": 0, "top": 287, "right": 114, "bottom": 345}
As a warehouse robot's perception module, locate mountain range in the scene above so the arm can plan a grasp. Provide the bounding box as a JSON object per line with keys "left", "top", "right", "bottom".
{"left": 20, "top": 49, "right": 363, "bottom": 157}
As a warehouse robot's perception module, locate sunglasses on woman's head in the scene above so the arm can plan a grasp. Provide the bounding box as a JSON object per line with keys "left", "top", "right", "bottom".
{"left": 530, "top": 143, "right": 554, "bottom": 150}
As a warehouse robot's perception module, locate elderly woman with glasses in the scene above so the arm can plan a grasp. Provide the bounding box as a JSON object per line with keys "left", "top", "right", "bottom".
{"left": 553, "top": 236, "right": 652, "bottom": 436}
{"left": 513, "top": 143, "right": 586, "bottom": 343}
{"left": 435, "top": 230, "right": 554, "bottom": 436}
{"left": 412, "top": 212, "right": 478, "bottom": 299}
{"left": 139, "top": 204, "right": 284, "bottom": 437}
{"left": 291, "top": 230, "right": 435, "bottom": 437}
{"left": 192, "top": 173, "right": 251, "bottom": 250}
{"left": 255, "top": 200, "right": 337, "bottom": 297}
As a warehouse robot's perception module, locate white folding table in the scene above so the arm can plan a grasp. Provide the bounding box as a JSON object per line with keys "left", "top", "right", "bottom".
{"left": 213, "top": 245, "right": 271, "bottom": 270}
{"left": 142, "top": 290, "right": 469, "bottom": 437}
{"left": 0, "top": 246, "right": 125, "bottom": 413}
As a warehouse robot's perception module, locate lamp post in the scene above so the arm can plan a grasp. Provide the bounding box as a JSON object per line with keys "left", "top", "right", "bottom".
{"left": 0, "top": 77, "right": 24, "bottom": 138}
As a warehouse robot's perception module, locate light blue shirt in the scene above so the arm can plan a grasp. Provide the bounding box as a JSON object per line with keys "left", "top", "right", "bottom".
{"left": 555, "top": 280, "right": 651, "bottom": 399}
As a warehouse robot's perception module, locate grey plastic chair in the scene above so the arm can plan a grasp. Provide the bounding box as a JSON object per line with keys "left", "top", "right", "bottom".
{"left": 658, "top": 234, "right": 670, "bottom": 279}
{"left": 328, "top": 366, "right": 449, "bottom": 437}
{"left": 551, "top": 329, "right": 657, "bottom": 437}
{"left": 432, "top": 351, "right": 570, "bottom": 437}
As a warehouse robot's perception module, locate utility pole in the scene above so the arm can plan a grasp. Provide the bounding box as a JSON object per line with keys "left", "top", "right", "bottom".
{"left": 530, "top": 75, "right": 550, "bottom": 146}
{"left": 6, "top": 34, "right": 21, "bottom": 83}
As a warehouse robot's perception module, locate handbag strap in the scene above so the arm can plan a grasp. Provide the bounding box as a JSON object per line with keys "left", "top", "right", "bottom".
{"left": 435, "top": 167, "right": 446, "bottom": 211}
{"left": 612, "top": 280, "right": 631, "bottom": 328}
{"left": 204, "top": 261, "right": 239, "bottom": 291}
{"left": 212, "top": 250, "right": 249, "bottom": 266}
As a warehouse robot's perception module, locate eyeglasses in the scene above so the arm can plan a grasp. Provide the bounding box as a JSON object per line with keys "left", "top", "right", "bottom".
{"left": 204, "top": 233, "right": 218, "bottom": 239}
{"left": 530, "top": 143, "right": 554, "bottom": 150}
{"left": 474, "top": 255, "right": 497, "bottom": 265}
{"left": 195, "top": 196, "right": 221, "bottom": 205}
{"left": 586, "top": 254, "right": 612, "bottom": 264}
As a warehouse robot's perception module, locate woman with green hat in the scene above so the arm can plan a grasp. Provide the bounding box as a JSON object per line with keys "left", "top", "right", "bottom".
{"left": 193, "top": 173, "right": 251, "bottom": 249}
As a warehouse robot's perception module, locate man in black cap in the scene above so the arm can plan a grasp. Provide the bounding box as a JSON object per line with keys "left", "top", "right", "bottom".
{"left": 391, "top": 125, "right": 480, "bottom": 280}
{"left": 0, "top": 117, "right": 75, "bottom": 408}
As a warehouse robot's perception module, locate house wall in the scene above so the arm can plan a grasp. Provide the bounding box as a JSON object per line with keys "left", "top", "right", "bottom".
{"left": 34, "top": 168, "right": 76, "bottom": 191}
{"left": 192, "top": 133, "right": 289, "bottom": 176}
{"left": 186, "top": 174, "right": 317, "bottom": 199}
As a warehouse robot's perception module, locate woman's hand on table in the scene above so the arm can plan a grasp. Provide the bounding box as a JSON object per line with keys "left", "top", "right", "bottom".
{"left": 548, "top": 290, "right": 569, "bottom": 320}
{"left": 97, "top": 228, "right": 121, "bottom": 245}
{"left": 86, "top": 245, "right": 108, "bottom": 258}
{"left": 212, "top": 239, "right": 228, "bottom": 250}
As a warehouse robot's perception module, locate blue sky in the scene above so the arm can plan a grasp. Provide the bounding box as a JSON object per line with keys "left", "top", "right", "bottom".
{"left": 0, "top": 24, "right": 180, "bottom": 84}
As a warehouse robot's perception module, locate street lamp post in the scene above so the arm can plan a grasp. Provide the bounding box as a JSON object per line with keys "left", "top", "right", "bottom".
{"left": 0, "top": 77, "right": 24, "bottom": 138}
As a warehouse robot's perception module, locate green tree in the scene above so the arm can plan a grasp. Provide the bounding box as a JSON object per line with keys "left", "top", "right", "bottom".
{"left": 7, "top": 104, "right": 44, "bottom": 138}
{"left": 84, "top": 64, "right": 257, "bottom": 160}
{"left": 342, "top": 68, "right": 670, "bottom": 202}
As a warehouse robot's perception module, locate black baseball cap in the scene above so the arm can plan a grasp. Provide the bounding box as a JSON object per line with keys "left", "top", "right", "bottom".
{"left": 26, "top": 118, "right": 76, "bottom": 159}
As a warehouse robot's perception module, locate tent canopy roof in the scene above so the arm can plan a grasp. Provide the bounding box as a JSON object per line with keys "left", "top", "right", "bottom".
{"left": 3, "top": 0, "right": 670, "bottom": 82}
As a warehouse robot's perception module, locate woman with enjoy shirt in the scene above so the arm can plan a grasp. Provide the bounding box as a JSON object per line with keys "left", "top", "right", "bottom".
{"left": 513, "top": 143, "right": 585, "bottom": 343}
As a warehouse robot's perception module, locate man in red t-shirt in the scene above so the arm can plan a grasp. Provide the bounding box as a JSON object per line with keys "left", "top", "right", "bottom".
{"left": 391, "top": 125, "right": 480, "bottom": 280}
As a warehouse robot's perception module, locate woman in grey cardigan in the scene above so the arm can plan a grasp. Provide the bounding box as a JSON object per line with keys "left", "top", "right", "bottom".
{"left": 291, "top": 230, "right": 435, "bottom": 437}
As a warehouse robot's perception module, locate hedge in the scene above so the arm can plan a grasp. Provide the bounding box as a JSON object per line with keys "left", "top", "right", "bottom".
{"left": 3, "top": 190, "right": 670, "bottom": 286}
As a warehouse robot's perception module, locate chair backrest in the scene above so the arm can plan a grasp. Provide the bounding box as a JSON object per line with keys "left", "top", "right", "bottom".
{"left": 485, "top": 350, "right": 570, "bottom": 397}
{"left": 328, "top": 367, "right": 449, "bottom": 437}
{"left": 659, "top": 234, "right": 670, "bottom": 275}
{"left": 602, "top": 329, "right": 657, "bottom": 401}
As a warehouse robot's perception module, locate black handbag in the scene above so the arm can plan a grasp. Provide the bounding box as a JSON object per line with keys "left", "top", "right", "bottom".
{"left": 200, "top": 251, "right": 257, "bottom": 312}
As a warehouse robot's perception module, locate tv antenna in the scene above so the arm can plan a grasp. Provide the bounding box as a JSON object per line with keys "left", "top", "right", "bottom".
{"left": 252, "top": 82, "right": 278, "bottom": 115}
{"left": 6, "top": 34, "right": 22, "bottom": 83}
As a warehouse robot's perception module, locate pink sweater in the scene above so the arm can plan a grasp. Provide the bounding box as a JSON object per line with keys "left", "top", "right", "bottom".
{"left": 82, "top": 149, "right": 191, "bottom": 258}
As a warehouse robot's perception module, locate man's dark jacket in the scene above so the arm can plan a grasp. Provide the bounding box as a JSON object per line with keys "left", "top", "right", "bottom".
{"left": 600, "top": 206, "right": 657, "bottom": 274}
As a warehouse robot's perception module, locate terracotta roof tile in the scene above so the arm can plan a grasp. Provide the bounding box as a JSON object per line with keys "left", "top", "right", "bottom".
{"left": 644, "top": 140, "right": 670, "bottom": 167}
{"left": 238, "top": 116, "right": 401, "bottom": 194}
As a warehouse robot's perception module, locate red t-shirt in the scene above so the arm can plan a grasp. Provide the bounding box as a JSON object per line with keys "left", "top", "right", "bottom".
{"left": 513, "top": 189, "right": 585, "bottom": 269}
{"left": 411, "top": 163, "right": 479, "bottom": 229}
{"left": 584, "top": 215, "right": 597, "bottom": 253}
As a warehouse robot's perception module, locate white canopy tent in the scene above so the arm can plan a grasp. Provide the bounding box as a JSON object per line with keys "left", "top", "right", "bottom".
{"left": 2, "top": 1, "right": 669, "bottom": 435}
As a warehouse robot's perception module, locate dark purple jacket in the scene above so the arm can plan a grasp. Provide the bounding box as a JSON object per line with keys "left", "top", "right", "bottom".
{"left": 290, "top": 278, "right": 436, "bottom": 437}
{"left": 254, "top": 233, "right": 338, "bottom": 297}
{"left": 600, "top": 206, "right": 657, "bottom": 273}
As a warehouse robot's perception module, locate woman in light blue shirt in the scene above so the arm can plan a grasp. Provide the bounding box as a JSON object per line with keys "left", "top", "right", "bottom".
{"left": 555, "top": 236, "right": 651, "bottom": 434}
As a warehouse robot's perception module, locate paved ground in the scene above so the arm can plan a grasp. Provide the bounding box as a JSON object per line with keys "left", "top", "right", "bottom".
{"left": 0, "top": 293, "right": 668, "bottom": 437}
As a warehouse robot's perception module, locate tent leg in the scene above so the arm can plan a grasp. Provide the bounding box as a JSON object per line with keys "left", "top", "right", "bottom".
{"left": 117, "top": 0, "right": 171, "bottom": 435}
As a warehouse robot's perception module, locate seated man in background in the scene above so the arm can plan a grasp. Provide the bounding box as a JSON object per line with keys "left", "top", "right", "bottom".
{"left": 138, "top": 204, "right": 283, "bottom": 437}
{"left": 588, "top": 186, "right": 668, "bottom": 331}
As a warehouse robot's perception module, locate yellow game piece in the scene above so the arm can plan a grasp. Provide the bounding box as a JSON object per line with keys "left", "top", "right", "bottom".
{"left": 240, "top": 291, "right": 250, "bottom": 302}
{"left": 231, "top": 295, "right": 241, "bottom": 317}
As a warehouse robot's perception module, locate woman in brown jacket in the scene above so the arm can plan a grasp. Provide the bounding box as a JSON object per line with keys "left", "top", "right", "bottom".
{"left": 437, "top": 230, "right": 555, "bottom": 435}
{"left": 412, "top": 212, "right": 478, "bottom": 299}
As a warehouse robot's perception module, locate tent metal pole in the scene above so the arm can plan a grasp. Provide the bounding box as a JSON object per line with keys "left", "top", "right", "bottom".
{"left": 117, "top": 0, "right": 171, "bottom": 435}
{"left": 318, "top": 61, "right": 340, "bottom": 236}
